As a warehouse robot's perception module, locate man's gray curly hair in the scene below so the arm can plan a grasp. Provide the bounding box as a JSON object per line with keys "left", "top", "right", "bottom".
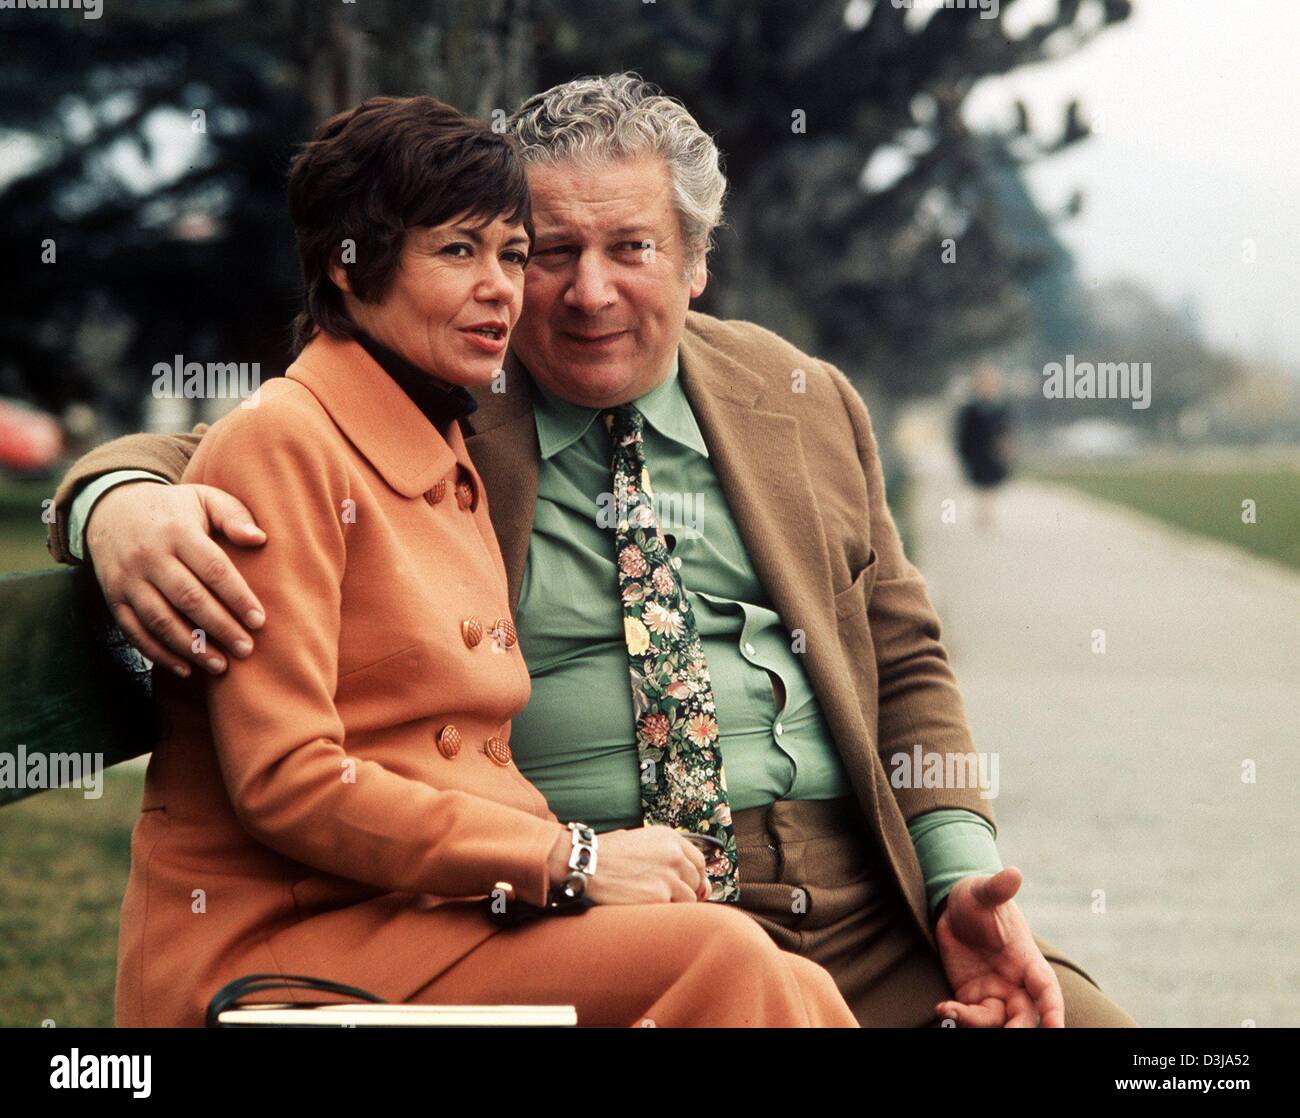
{"left": 505, "top": 73, "right": 727, "bottom": 273}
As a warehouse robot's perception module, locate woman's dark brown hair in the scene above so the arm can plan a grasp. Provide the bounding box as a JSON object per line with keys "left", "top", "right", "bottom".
{"left": 287, "top": 96, "right": 533, "bottom": 353}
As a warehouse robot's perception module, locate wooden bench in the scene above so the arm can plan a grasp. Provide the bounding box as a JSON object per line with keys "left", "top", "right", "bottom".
{"left": 0, "top": 566, "right": 156, "bottom": 805}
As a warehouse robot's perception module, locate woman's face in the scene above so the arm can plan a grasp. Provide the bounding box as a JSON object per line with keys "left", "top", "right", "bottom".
{"left": 337, "top": 212, "right": 530, "bottom": 388}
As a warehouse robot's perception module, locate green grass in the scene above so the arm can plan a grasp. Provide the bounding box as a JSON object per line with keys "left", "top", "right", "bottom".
{"left": 0, "top": 768, "right": 144, "bottom": 1027}
{"left": 1026, "top": 459, "right": 1300, "bottom": 571}
{"left": 0, "top": 476, "right": 59, "bottom": 575}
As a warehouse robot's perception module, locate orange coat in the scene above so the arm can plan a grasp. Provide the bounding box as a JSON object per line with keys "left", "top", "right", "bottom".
{"left": 115, "top": 333, "right": 567, "bottom": 1028}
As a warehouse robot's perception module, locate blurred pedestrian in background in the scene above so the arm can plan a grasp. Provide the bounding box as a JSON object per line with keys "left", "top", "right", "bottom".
{"left": 955, "top": 362, "right": 1014, "bottom": 532}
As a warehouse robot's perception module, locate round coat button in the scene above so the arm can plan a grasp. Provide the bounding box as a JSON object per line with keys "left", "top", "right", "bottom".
{"left": 485, "top": 736, "right": 512, "bottom": 766}
{"left": 437, "top": 725, "right": 462, "bottom": 758}
{"left": 424, "top": 479, "right": 447, "bottom": 505}
{"left": 462, "top": 618, "right": 484, "bottom": 648}
{"left": 493, "top": 617, "right": 517, "bottom": 648}
{"left": 455, "top": 479, "right": 475, "bottom": 510}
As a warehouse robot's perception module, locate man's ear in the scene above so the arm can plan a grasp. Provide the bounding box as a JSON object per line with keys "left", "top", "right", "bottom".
{"left": 688, "top": 253, "right": 708, "bottom": 300}
{"left": 327, "top": 255, "right": 354, "bottom": 295}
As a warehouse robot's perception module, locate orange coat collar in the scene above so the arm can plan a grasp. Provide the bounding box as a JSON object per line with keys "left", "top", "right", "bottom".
{"left": 286, "top": 332, "right": 460, "bottom": 498}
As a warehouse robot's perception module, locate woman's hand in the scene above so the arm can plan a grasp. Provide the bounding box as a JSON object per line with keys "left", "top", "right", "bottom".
{"left": 547, "top": 825, "right": 709, "bottom": 905}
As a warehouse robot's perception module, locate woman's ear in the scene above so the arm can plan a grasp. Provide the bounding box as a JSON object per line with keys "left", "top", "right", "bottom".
{"left": 328, "top": 254, "right": 354, "bottom": 295}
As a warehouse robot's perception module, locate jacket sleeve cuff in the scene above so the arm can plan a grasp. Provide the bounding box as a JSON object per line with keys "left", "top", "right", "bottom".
{"left": 66, "top": 470, "right": 170, "bottom": 561}
{"left": 907, "top": 808, "right": 1004, "bottom": 916}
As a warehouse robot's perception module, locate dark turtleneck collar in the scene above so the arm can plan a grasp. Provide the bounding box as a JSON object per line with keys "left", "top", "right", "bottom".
{"left": 352, "top": 330, "right": 478, "bottom": 432}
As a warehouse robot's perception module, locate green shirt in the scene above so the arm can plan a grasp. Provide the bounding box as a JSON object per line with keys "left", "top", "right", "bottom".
{"left": 511, "top": 354, "right": 852, "bottom": 827}
{"left": 507, "top": 352, "right": 1002, "bottom": 913}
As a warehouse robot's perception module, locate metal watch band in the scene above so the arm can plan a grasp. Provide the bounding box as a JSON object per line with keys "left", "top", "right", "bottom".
{"left": 547, "top": 822, "right": 597, "bottom": 909}
{"left": 566, "top": 821, "right": 598, "bottom": 877}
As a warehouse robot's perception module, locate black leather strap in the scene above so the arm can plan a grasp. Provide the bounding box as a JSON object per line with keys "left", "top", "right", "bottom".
{"left": 485, "top": 891, "right": 593, "bottom": 927}
{"left": 205, "top": 972, "right": 385, "bottom": 1027}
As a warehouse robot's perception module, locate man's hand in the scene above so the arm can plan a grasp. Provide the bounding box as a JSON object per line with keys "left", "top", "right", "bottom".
{"left": 932, "top": 866, "right": 1065, "bottom": 1028}
{"left": 85, "top": 481, "right": 267, "bottom": 677}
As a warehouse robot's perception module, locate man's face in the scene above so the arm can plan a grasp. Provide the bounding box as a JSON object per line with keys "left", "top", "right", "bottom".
{"left": 510, "top": 155, "right": 708, "bottom": 408}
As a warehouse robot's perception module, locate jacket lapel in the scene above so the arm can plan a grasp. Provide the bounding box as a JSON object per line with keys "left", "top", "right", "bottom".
{"left": 462, "top": 350, "right": 540, "bottom": 615}
{"left": 676, "top": 326, "right": 839, "bottom": 648}
{"left": 678, "top": 325, "right": 907, "bottom": 934}
{"left": 287, "top": 333, "right": 457, "bottom": 497}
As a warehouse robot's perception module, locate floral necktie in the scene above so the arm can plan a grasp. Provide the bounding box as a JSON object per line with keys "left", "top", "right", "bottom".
{"left": 604, "top": 404, "right": 739, "bottom": 902}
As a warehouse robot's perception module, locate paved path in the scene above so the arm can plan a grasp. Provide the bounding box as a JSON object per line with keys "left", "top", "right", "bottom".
{"left": 897, "top": 413, "right": 1299, "bottom": 1027}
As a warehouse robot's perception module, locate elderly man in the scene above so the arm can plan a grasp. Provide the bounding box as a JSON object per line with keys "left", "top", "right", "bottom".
{"left": 49, "top": 74, "right": 1133, "bottom": 1027}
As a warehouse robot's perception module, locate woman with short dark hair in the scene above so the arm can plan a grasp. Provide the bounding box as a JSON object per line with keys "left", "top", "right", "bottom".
{"left": 286, "top": 96, "right": 534, "bottom": 352}
{"left": 115, "top": 96, "right": 856, "bottom": 1028}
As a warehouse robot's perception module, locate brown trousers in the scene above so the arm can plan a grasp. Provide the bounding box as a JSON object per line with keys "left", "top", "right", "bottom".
{"left": 732, "top": 797, "right": 1137, "bottom": 1027}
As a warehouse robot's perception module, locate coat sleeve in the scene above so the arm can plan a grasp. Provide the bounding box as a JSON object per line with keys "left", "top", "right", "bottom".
{"left": 47, "top": 425, "right": 208, "bottom": 564}
{"left": 825, "top": 363, "right": 997, "bottom": 832}
{"left": 192, "top": 405, "right": 565, "bottom": 907}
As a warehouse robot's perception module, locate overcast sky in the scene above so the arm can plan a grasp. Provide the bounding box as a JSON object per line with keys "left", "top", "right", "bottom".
{"left": 965, "top": 0, "right": 1300, "bottom": 372}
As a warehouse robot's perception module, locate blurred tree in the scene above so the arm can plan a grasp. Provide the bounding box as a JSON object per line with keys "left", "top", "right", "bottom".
{"left": 0, "top": 1, "right": 314, "bottom": 424}
{"left": 1019, "top": 278, "right": 1243, "bottom": 434}
{"left": 1, "top": 0, "right": 1133, "bottom": 425}
{"left": 532, "top": 0, "right": 1134, "bottom": 402}
{"left": 0, "top": 0, "right": 537, "bottom": 427}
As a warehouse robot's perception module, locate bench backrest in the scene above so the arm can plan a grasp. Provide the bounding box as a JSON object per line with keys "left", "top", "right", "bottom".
{"left": 0, "top": 567, "right": 157, "bottom": 806}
